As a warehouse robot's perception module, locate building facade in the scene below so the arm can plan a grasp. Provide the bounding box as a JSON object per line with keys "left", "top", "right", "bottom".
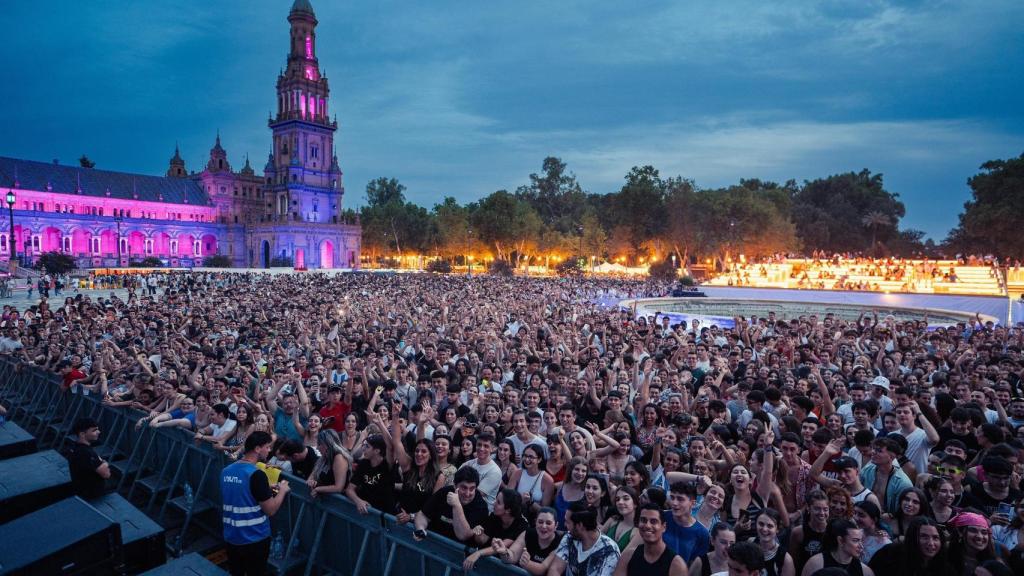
{"left": 0, "top": 0, "right": 360, "bottom": 270}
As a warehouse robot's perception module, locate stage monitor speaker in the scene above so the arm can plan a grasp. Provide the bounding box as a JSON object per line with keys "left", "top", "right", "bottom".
{"left": 89, "top": 493, "right": 166, "bottom": 573}
{"left": 0, "top": 420, "right": 36, "bottom": 460}
{"left": 0, "top": 496, "right": 122, "bottom": 575}
{"left": 139, "top": 553, "right": 228, "bottom": 575}
{"left": 0, "top": 449, "right": 72, "bottom": 523}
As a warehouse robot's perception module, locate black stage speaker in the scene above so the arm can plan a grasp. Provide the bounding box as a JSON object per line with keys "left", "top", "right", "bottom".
{"left": 0, "top": 421, "right": 36, "bottom": 460}
{"left": 0, "top": 449, "right": 72, "bottom": 523}
{"left": 89, "top": 493, "right": 167, "bottom": 573}
{"left": 139, "top": 553, "right": 228, "bottom": 575}
{"left": 0, "top": 496, "right": 122, "bottom": 575}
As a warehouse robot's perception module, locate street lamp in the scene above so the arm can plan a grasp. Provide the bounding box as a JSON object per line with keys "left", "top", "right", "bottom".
{"left": 5, "top": 190, "right": 16, "bottom": 267}
{"left": 115, "top": 215, "right": 123, "bottom": 266}
{"left": 467, "top": 228, "right": 473, "bottom": 277}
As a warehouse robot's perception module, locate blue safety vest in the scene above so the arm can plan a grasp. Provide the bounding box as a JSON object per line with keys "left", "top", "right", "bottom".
{"left": 221, "top": 461, "right": 270, "bottom": 545}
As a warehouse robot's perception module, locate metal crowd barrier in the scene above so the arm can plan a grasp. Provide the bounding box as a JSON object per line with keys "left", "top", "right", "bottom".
{"left": 0, "top": 358, "right": 529, "bottom": 576}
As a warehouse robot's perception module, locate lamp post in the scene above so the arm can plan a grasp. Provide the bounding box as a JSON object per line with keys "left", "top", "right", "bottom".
{"left": 467, "top": 227, "right": 473, "bottom": 277}
{"left": 115, "top": 216, "right": 123, "bottom": 266}
{"left": 576, "top": 224, "right": 584, "bottom": 274}
{"left": 6, "top": 190, "right": 16, "bottom": 267}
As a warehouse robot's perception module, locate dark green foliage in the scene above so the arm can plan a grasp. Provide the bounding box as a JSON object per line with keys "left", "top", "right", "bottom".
{"left": 202, "top": 255, "right": 232, "bottom": 268}
{"left": 648, "top": 259, "right": 677, "bottom": 281}
{"left": 555, "top": 257, "right": 584, "bottom": 277}
{"left": 425, "top": 259, "right": 452, "bottom": 273}
{"left": 134, "top": 256, "right": 164, "bottom": 268}
{"left": 488, "top": 259, "right": 515, "bottom": 277}
{"left": 946, "top": 153, "right": 1024, "bottom": 257}
{"left": 34, "top": 252, "right": 77, "bottom": 275}
{"left": 792, "top": 169, "right": 905, "bottom": 253}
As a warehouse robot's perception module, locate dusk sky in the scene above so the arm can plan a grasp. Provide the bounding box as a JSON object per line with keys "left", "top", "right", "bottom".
{"left": 2, "top": 0, "right": 1022, "bottom": 240}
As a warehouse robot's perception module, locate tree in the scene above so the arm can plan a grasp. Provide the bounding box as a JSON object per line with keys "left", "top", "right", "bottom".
{"left": 361, "top": 177, "right": 438, "bottom": 261}
{"left": 202, "top": 255, "right": 232, "bottom": 268}
{"left": 432, "top": 196, "right": 470, "bottom": 259}
{"left": 78, "top": 155, "right": 95, "bottom": 168}
{"left": 488, "top": 259, "right": 515, "bottom": 277}
{"left": 365, "top": 177, "right": 407, "bottom": 208}
{"left": 648, "top": 259, "right": 677, "bottom": 281}
{"left": 946, "top": 153, "right": 1024, "bottom": 257}
{"left": 35, "top": 252, "right": 77, "bottom": 275}
{"left": 861, "top": 211, "right": 893, "bottom": 250}
{"left": 792, "top": 169, "right": 905, "bottom": 253}
{"left": 425, "top": 259, "right": 452, "bottom": 273}
{"left": 470, "top": 190, "right": 542, "bottom": 266}
{"left": 603, "top": 166, "right": 668, "bottom": 262}
{"left": 135, "top": 256, "right": 163, "bottom": 268}
{"left": 515, "top": 157, "right": 588, "bottom": 235}
{"left": 555, "top": 257, "right": 584, "bottom": 277}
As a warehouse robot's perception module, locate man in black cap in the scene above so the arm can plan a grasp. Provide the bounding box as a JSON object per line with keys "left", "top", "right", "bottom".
{"left": 66, "top": 417, "right": 110, "bottom": 499}
{"left": 810, "top": 438, "right": 881, "bottom": 509}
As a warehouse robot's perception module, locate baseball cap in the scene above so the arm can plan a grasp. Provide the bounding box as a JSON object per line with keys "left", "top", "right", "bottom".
{"left": 833, "top": 456, "right": 859, "bottom": 470}
{"left": 870, "top": 376, "right": 890, "bottom": 390}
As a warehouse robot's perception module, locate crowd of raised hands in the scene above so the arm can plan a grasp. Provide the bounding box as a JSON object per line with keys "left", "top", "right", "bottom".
{"left": 2, "top": 270, "right": 1024, "bottom": 576}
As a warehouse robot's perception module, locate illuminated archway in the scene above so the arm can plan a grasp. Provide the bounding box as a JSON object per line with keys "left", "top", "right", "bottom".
{"left": 320, "top": 240, "right": 334, "bottom": 269}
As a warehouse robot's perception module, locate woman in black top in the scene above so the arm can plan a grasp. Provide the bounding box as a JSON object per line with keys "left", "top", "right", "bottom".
{"left": 869, "top": 517, "right": 956, "bottom": 576}
{"left": 391, "top": 414, "right": 445, "bottom": 524}
{"left": 799, "top": 518, "right": 871, "bottom": 576}
{"left": 307, "top": 429, "right": 351, "bottom": 498}
{"left": 506, "top": 507, "right": 564, "bottom": 576}
{"left": 690, "top": 522, "right": 736, "bottom": 576}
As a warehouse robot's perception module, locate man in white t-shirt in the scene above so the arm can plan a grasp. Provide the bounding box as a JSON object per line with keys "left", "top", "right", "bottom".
{"left": 508, "top": 410, "right": 548, "bottom": 459}
{"left": 895, "top": 401, "right": 939, "bottom": 473}
{"left": 195, "top": 403, "right": 238, "bottom": 445}
{"left": 458, "top": 433, "right": 502, "bottom": 511}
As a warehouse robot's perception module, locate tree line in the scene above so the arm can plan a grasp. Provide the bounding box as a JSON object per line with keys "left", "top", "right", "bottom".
{"left": 356, "top": 152, "right": 1024, "bottom": 268}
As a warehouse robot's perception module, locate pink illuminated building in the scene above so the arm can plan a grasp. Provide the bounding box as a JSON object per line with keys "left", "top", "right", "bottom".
{"left": 0, "top": 0, "right": 361, "bottom": 270}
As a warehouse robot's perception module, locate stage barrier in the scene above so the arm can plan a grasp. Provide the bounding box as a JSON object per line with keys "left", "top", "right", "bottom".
{"left": 0, "top": 358, "right": 528, "bottom": 576}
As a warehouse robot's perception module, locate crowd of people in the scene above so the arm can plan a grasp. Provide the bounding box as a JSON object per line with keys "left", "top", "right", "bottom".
{"left": 712, "top": 255, "right": 1002, "bottom": 294}
{"left": 1, "top": 270, "right": 1023, "bottom": 576}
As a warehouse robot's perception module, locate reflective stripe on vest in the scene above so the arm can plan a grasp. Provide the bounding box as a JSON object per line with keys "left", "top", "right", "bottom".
{"left": 221, "top": 461, "right": 270, "bottom": 545}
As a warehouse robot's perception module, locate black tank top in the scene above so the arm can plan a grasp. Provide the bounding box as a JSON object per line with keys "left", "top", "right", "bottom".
{"left": 526, "top": 528, "right": 562, "bottom": 563}
{"left": 627, "top": 545, "right": 678, "bottom": 576}
{"left": 824, "top": 551, "right": 864, "bottom": 576}
{"left": 823, "top": 545, "right": 864, "bottom": 573}
{"left": 798, "top": 523, "right": 826, "bottom": 567}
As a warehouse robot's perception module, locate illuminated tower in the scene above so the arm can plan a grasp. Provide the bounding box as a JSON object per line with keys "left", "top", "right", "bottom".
{"left": 266, "top": 0, "right": 344, "bottom": 223}
{"left": 250, "top": 0, "right": 360, "bottom": 270}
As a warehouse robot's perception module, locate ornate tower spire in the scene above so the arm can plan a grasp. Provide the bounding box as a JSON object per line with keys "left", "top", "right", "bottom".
{"left": 206, "top": 132, "right": 231, "bottom": 173}
{"left": 167, "top": 142, "right": 187, "bottom": 177}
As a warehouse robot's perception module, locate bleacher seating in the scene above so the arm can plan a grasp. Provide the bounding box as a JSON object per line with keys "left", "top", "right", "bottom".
{"left": 706, "top": 258, "right": 1006, "bottom": 296}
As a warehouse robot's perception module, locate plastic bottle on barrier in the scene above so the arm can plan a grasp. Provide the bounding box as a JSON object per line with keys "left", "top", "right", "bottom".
{"left": 184, "top": 483, "right": 194, "bottom": 508}
{"left": 271, "top": 532, "right": 284, "bottom": 559}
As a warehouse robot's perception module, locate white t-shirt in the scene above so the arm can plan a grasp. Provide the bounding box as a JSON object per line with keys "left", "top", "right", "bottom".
{"left": 211, "top": 418, "right": 238, "bottom": 440}
{"left": 900, "top": 426, "right": 934, "bottom": 473}
{"left": 459, "top": 458, "right": 502, "bottom": 511}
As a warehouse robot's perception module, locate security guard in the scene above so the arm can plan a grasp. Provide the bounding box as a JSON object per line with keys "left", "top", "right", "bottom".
{"left": 221, "top": 431, "right": 290, "bottom": 575}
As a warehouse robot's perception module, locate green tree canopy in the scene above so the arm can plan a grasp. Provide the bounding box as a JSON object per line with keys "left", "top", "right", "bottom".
{"left": 946, "top": 153, "right": 1024, "bottom": 257}
{"left": 515, "top": 157, "right": 587, "bottom": 235}
{"left": 792, "top": 169, "right": 905, "bottom": 253}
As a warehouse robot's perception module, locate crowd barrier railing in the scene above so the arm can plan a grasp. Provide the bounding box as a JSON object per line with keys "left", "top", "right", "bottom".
{"left": 0, "top": 357, "right": 529, "bottom": 576}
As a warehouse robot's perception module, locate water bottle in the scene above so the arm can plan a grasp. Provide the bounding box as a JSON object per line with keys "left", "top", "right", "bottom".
{"left": 271, "top": 532, "right": 284, "bottom": 559}
{"left": 183, "top": 483, "right": 194, "bottom": 509}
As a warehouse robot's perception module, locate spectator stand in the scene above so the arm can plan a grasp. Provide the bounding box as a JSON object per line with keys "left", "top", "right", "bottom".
{"left": 0, "top": 357, "right": 529, "bottom": 576}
